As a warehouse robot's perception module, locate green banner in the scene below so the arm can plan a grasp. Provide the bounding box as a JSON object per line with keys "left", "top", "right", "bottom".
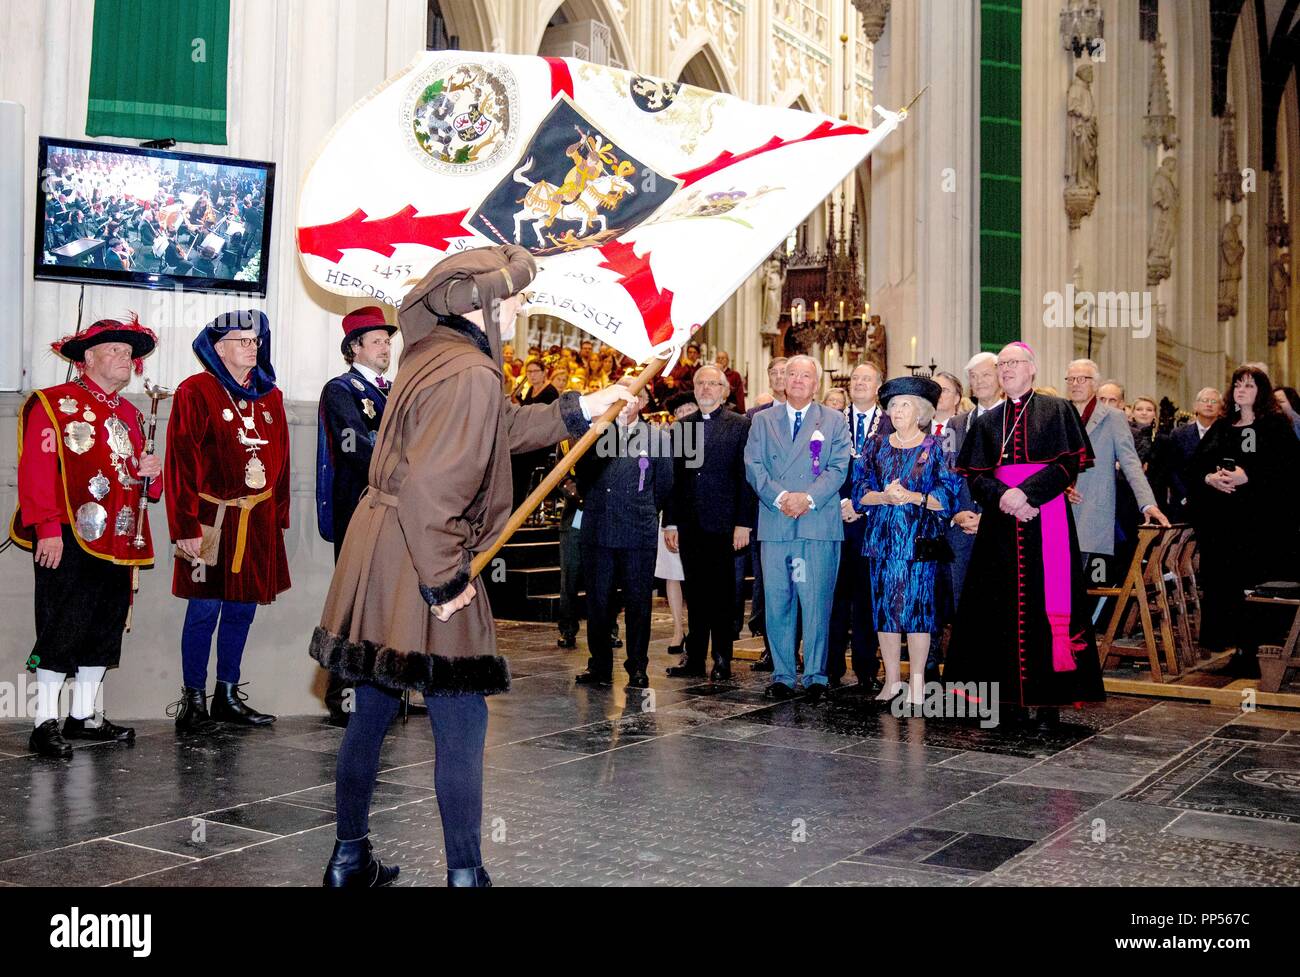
{"left": 86, "top": 0, "right": 231, "bottom": 145}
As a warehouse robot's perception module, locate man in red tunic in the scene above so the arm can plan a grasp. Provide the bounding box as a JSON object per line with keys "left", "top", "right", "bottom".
{"left": 8, "top": 316, "right": 163, "bottom": 758}
{"left": 165, "top": 310, "right": 290, "bottom": 733}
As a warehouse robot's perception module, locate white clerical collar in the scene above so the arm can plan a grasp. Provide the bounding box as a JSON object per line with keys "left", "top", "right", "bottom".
{"left": 701, "top": 411, "right": 712, "bottom": 420}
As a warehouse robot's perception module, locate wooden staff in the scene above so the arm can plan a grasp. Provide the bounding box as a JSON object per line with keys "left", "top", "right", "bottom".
{"left": 470, "top": 356, "right": 667, "bottom": 579}
{"left": 132, "top": 378, "right": 173, "bottom": 549}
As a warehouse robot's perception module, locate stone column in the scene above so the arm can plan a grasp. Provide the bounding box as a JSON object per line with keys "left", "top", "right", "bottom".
{"left": 869, "top": 0, "right": 976, "bottom": 378}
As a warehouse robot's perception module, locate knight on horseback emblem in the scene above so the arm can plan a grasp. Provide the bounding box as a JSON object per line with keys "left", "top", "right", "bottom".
{"left": 468, "top": 99, "right": 677, "bottom": 255}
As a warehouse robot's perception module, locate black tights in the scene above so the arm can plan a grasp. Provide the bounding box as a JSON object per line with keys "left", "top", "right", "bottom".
{"left": 334, "top": 683, "right": 488, "bottom": 871}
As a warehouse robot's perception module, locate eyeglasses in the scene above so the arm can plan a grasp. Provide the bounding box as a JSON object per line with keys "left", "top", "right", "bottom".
{"left": 996, "top": 358, "right": 1032, "bottom": 369}
{"left": 220, "top": 336, "right": 263, "bottom": 348}
{"left": 1064, "top": 376, "right": 1095, "bottom": 384}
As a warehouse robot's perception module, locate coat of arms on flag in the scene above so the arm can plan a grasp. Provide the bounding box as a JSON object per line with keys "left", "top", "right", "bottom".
{"left": 298, "top": 52, "right": 905, "bottom": 363}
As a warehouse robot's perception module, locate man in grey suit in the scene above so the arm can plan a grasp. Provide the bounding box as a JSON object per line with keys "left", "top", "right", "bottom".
{"left": 1063, "top": 360, "right": 1168, "bottom": 578}
{"left": 744, "top": 355, "right": 852, "bottom": 702}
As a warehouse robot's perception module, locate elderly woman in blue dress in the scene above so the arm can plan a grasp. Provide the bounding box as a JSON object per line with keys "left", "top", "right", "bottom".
{"left": 853, "top": 376, "right": 964, "bottom": 707}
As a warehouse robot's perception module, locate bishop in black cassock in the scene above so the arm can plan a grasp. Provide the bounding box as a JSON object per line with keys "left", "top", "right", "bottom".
{"left": 943, "top": 342, "right": 1105, "bottom": 726}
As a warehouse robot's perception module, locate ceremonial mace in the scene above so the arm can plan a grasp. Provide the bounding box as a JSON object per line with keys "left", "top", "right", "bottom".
{"left": 132, "top": 378, "right": 174, "bottom": 549}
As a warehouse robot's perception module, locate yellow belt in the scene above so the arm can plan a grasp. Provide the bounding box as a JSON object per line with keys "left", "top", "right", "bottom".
{"left": 199, "top": 489, "right": 273, "bottom": 574}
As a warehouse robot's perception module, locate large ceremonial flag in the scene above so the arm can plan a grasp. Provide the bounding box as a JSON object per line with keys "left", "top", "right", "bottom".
{"left": 298, "top": 52, "right": 904, "bottom": 363}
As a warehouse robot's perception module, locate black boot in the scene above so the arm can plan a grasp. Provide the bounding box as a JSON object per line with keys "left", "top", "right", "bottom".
{"left": 447, "top": 866, "right": 492, "bottom": 887}
{"left": 751, "top": 650, "right": 774, "bottom": 672}
{"left": 63, "top": 715, "right": 135, "bottom": 743}
{"left": 169, "top": 686, "right": 220, "bottom": 735}
{"left": 322, "top": 837, "right": 399, "bottom": 888}
{"left": 29, "top": 719, "right": 72, "bottom": 759}
{"left": 210, "top": 681, "right": 276, "bottom": 727}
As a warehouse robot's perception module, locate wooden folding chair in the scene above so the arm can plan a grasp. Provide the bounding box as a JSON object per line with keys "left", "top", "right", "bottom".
{"left": 1162, "top": 526, "right": 1200, "bottom": 672}
{"left": 1094, "top": 526, "right": 1163, "bottom": 678}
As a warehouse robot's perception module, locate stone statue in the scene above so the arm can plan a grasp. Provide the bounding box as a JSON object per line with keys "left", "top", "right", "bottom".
{"left": 1218, "top": 213, "right": 1244, "bottom": 321}
{"left": 864, "top": 313, "right": 887, "bottom": 367}
{"left": 1269, "top": 250, "right": 1290, "bottom": 344}
{"left": 760, "top": 257, "right": 786, "bottom": 335}
{"left": 1064, "top": 63, "right": 1099, "bottom": 228}
{"left": 1147, "top": 155, "right": 1178, "bottom": 286}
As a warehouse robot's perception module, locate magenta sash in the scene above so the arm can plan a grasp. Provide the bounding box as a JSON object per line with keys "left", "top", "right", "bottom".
{"left": 995, "top": 463, "right": 1078, "bottom": 673}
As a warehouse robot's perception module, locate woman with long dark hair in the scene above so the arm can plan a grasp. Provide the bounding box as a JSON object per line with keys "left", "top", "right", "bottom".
{"left": 1190, "top": 366, "right": 1300, "bottom": 670}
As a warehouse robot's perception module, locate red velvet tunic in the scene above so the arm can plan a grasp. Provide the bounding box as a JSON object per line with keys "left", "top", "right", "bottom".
{"left": 10, "top": 376, "right": 162, "bottom": 565}
{"left": 165, "top": 370, "right": 291, "bottom": 603}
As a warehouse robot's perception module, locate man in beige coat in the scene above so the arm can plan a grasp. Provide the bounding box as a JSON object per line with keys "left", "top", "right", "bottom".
{"left": 310, "top": 244, "right": 633, "bottom": 887}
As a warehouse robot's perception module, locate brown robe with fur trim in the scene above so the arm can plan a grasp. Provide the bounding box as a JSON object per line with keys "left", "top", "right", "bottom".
{"left": 309, "top": 309, "right": 587, "bottom": 695}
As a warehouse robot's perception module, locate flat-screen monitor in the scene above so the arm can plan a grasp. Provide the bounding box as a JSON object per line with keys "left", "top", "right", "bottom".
{"left": 34, "top": 136, "right": 275, "bottom": 297}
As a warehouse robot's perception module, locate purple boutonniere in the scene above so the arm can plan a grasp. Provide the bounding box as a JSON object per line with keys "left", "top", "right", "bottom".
{"left": 809, "top": 430, "right": 825, "bottom": 476}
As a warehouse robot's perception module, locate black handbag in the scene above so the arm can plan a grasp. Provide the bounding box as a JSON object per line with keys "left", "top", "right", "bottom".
{"left": 912, "top": 491, "right": 954, "bottom": 563}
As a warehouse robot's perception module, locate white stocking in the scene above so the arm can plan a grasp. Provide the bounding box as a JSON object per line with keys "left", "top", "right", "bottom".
{"left": 70, "top": 666, "right": 107, "bottom": 721}
{"left": 32, "top": 668, "right": 66, "bottom": 726}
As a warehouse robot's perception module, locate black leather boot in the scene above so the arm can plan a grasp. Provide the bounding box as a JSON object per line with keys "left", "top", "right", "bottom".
{"left": 322, "top": 837, "right": 399, "bottom": 888}
{"left": 210, "top": 681, "right": 276, "bottom": 726}
{"left": 169, "top": 687, "right": 220, "bottom": 735}
{"left": 29, "top": 719, "right": 72, "bottom": 759}
{"left": 447, "top": 866, "right": 492, "bottom": 887}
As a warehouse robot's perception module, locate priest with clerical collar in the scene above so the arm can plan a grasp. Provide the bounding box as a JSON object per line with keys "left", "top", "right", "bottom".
{"left": 942, "top": 341, "right": 1105, "bottom": 730}
{"left": 165, "top": 309, "right": 290, "bottom": 736}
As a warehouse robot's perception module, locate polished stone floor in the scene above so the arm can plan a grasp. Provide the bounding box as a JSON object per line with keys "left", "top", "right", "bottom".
{"left": 2, "top": 614, "right": 1300, "bottom": 887}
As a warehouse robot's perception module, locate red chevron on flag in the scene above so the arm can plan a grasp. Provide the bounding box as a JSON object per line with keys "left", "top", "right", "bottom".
{"left": 597, "top": 240, "right": 675, "bottom": 346}
{"left": 672, "top": 120, "right": 870, "bottom": 187}
{"left": 297, "top": 205, "right": 471, "bottom": 263}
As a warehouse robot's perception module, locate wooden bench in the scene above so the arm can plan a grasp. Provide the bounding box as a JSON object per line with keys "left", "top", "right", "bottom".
{"left": 1094, "top": 525, "right": 1184, "bottom": 682}
{"left": 1246, "top": 593, "right": 1300, "bottom": 693}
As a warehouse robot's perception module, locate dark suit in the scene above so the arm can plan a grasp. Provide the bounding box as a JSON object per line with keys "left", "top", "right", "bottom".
{"left": 1165, "top": 421, "right": 1205, "bottom": 521}
{"left": 663, "top": 407, "right": 757, "bottom": 669}
{"left": 317, "top": 367, "right": 387, "bottom": 559}
{"left": 829, "top": 403, "right": 892, "bottom": 680}
{"left": 576, "top": 421, "right": 673, "bottom": 678}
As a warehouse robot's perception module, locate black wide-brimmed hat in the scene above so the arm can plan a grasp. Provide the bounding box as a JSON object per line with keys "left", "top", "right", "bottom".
{"left": 53, "top": 314, "right": 157, "bottom": 366}
{"left": 879, "top": 375, "right": 942, "bottom": 409}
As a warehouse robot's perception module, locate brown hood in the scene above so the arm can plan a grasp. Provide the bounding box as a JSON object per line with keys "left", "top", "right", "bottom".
{"left": 399, "top": 244, "right": 537, "bottom": 362}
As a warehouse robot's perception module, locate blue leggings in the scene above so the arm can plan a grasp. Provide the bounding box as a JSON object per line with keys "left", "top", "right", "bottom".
{"left": 335, "top": 683, "right": 488, "bottom": 871}
{"left": 181, "top": 599, "right": 257, "bottom": 689}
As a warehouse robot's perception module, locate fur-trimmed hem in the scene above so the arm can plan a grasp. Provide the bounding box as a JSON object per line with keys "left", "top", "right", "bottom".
{"left": 558, "top": 390, "right": 589, "bottom": 439}
{"left": 309, "top": 626, "right": 511, "bottom": 696}
{"left": 418, "top": 550, "right": 472, "bottom": 607}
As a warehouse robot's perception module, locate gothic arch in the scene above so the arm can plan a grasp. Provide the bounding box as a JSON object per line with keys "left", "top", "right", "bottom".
{"left": 667, "top": 38, "right": 736, "bottom": 94}
{"left": 437, "top": 0, "right": 497, "bottom": 53}
{"left": 535, "top": 0, "right": 635, "bottom": 69}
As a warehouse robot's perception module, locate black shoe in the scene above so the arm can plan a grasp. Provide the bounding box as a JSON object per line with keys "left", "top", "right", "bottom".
{"left": 447, "top": 866, "right": 492, "bottom": 887}
{"left": 611, "top": 637, "right": 623, "bottom": 649}
{"left": 709, "top": 663, "right": 732, "bottom": 682}
{"left": 557, "top": 634, "right": 577, "bottom": 649}
{"left": 803, "top": 683, "right": 826, "bottom": 705}
{"left": 325, "top": 710, "right": 350, "bottom": 729}
{"left": 575, "top": 671, "right": 612, "bottom": 686}
{"left": 1000, "top": 705, "right": 1031, "bottom": 729}
{"left": 168, "top": 686, "right": 220, "bottom": 735}
{"left": 1034, "top": 706, "right": 1061, "bottom": 730}
{"left": 62, "top": 715, "right": 135, "bottom": 743}
{"left": 210, "top": 681, "right": 277, "bottom": 726}
{"left": 1224, "top": 650, "right": 1260, "bottom": 679}
{"left": 751, "top": 651, "right": 774, "bottom": 672}
{"left": 665, "top": 642, "right": 685, "bottom": 656}
{"left": 764, "top": 682, "right": 795, "bottom": 701}
{"left": 827, "top": 674, "right": 843, "bottom": 689}
{"left": 322, "top": 837, "right": 399, "bottom": 888}
{"left": 29, "top": 719, "right": 72, "bottom": 759}
{"left": 626, "top": 671, "right": 649, "bottom": 689}
{"left": 666, "top": 660, "right": 706, "bottom": 678}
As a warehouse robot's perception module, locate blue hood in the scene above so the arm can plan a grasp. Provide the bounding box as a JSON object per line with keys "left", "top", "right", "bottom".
{"left": 192, "top": 309, "right": 277, "bottom": 401}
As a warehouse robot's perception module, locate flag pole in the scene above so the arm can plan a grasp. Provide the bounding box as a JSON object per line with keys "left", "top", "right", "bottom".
{"left": 469, "top": 355, "right": 668, "bottom": 579}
